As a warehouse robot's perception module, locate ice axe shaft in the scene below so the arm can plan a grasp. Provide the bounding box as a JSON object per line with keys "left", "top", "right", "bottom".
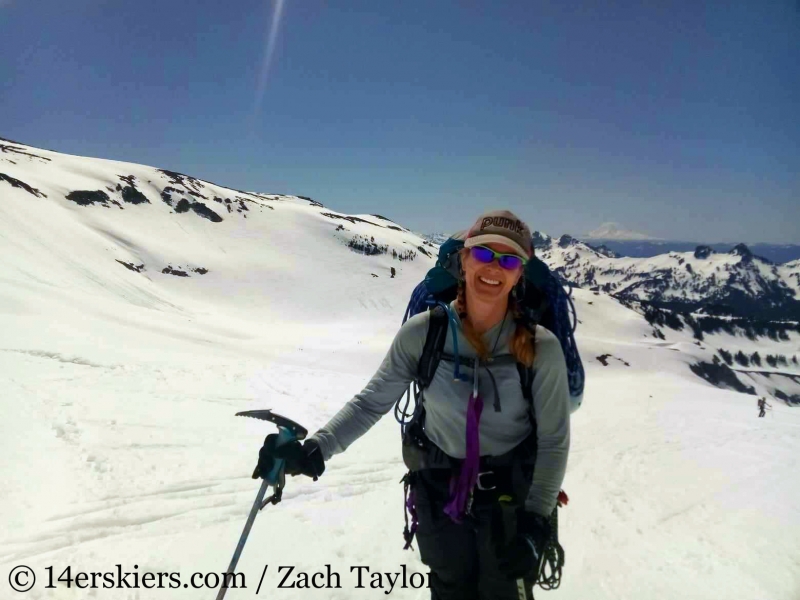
{"left": 215, "top": 411, "right": 307, "bottom": 600}
{"left": 215, "top": 479, "right": 271, "bottom": 600}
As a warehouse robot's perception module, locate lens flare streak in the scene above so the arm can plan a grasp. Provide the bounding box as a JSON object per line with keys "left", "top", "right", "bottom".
{"left": 253, "top": 0, "right": 285, "bottom": 116}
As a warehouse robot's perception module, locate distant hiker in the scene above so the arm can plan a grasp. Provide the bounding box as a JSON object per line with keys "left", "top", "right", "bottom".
{"left": 758, "top": 397, "right": 771, "bottom": 418}
{"left": 390, "top": 266, "right": 396, "bottom": 278}
{"left": 253, "top": 210, "right": 570, "bottom": 600}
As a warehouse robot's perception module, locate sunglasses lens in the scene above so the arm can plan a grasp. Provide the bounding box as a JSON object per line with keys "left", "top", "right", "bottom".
{"left": 498, "top": 255, "right": 523, "bottom": 270}
{"left": 471, "top": 246, "right": 495, "bottom": 263}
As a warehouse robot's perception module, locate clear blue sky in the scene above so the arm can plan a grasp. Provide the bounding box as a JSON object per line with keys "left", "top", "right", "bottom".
{"left": 1, "top": 0, "right": 798, "bottom": 243}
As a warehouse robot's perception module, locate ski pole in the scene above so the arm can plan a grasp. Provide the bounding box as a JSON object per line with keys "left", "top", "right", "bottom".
{"left": 215, "top": 410, "right": 308, "bottom": 600}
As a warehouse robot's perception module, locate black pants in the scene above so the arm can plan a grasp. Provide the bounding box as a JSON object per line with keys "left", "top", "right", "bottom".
{"left": 413, "top": 470, "right": 528, "bottom": 600}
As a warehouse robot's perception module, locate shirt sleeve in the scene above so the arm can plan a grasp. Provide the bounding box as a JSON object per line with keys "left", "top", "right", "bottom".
{"left": 524, "top": 327, "right": 571, "bottom": 516}
{"left": 309, "top": 312, "right": 428, "bottom": 460}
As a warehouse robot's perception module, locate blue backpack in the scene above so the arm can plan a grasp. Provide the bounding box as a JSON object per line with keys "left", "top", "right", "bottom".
{"left": 401, "top": 236, "right": 585, "bottom": 414}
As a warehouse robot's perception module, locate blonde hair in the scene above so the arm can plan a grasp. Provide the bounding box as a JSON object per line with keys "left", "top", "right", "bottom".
{"left": 457, "top": 249, "right": 536, "bottom": 367}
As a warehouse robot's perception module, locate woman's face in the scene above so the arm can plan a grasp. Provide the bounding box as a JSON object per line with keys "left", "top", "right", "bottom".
{"left": 461, "top": 242, "right": 525, "bottom": 303}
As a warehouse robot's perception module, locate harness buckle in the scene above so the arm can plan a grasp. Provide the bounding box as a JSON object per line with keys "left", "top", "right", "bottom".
{"left": 476, "top": 471, "right": 497, "bottom": 491}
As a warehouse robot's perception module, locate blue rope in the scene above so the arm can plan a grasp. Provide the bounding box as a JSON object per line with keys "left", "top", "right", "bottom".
{"left": 548, "top": 278, "right": 584, "bottom": 398}
{"left": 403, "top": 282, "right": 431, "bottom": 325}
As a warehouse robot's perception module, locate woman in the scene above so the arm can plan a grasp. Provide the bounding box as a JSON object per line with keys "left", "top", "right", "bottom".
{"left": 254, "top": 209, "right": 571, "bottom": 600}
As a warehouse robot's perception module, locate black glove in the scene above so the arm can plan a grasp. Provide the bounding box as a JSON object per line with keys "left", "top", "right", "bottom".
{"left": 496, "top": 510, "right": 552, "bottom": 580}
{"left": 251, "top": 435, "right": 325, "bottom": 481}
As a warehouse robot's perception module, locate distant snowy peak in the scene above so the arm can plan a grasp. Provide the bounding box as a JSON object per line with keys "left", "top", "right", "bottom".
{"left": 586, "top": 222, "right": 658, "bottom": 241}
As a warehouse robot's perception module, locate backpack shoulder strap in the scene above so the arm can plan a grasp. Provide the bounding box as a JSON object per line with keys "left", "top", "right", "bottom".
{"left": 516, "top": 362, "right": 534, "bottom": 403}
{"left": 516, "top": 362, "right": 538, "bottom": 431}
{"left": 416, "top": 304, "right": 449, "bottom": 389}
{"left": 417, "top": 306, "right": 537, "bottom": 412}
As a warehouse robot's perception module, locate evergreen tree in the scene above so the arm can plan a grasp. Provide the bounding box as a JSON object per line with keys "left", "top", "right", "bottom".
{"left": 719, "top": 349, "right": 733, "bottom": 366}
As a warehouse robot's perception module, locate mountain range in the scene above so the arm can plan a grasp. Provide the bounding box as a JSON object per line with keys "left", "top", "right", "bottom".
{"left": 2, "top": 136, "right": 797, "bottom": 405}
{"left": 533, "top": 233, "right": 800, "bottom": 322}
{"left": 580, "top": 239, "right": 800, "bottom": 264}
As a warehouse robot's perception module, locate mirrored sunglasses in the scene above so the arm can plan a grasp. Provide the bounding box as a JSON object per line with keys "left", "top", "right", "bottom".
{"left": 470, "top": 246, "right": 527, "bottom": 270}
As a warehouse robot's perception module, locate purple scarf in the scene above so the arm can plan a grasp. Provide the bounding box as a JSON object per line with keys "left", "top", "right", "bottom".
{"left": 443, "top": 391, "right": 484, "bottom": 523}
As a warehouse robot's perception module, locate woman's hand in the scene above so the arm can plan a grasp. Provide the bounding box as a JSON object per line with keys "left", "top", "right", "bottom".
{"left": 252, "top": 435, "right": 325, "bottom": 481}
{"left": 496, "top": 511, "right": 551, "bottom": 579}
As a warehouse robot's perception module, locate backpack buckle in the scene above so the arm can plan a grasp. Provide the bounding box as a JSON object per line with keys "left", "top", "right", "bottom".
{"left": 476, "top": 471, "right": 497, "bottom": 491}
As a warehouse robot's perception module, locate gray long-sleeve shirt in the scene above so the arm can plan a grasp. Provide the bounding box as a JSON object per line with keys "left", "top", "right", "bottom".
{"left": 310, "top": 302, "right": 571, "bottom": 516}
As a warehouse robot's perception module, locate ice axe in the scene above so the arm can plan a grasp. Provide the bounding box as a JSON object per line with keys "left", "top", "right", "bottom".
{"left": 215, "top": 410, "right": 308, "bottom": 600}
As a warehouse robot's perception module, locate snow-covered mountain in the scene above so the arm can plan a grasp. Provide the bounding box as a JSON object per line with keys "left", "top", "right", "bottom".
{"left": 585, "top": 221, "right": 658, "bottom": 241}
{"left": 2, "top": 138, "right": 799, "bottom": 600}
{"left": 534, "top": 232, "right": 800, "bottom": 321}
{"left": 0, "top": 136, "right": 434, "bottom": 327}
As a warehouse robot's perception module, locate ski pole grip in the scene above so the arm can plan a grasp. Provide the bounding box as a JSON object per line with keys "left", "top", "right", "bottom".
{"left": 265, "top": 426, "right": 297, "bottom": 486}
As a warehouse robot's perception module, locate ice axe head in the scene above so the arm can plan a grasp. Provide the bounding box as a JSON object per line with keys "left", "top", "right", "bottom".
{"left": 236, "top": 410, "right": 308, "bottom": 487}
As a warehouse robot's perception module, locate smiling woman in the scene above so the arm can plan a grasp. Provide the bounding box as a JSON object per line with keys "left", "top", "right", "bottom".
{"left": 457, "top": 210, "right": 534, "bottom": 367}
{"left": 252, "top": 208, "right": 571, "bottom": 600}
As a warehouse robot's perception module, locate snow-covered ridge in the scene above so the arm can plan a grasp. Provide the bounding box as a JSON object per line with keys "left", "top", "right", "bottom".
{"left": 533, "top": 232, "right": 800, "bottom": 321}
{"left": 0, "top": 136, "right": 412, "bottom": 231}
{"left": 0, "top": 136, "right": 436, "bottom": 328}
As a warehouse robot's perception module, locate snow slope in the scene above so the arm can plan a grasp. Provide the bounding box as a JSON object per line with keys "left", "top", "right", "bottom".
{"left": 1, "top": 139, "right": 799, "bottom": 600}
